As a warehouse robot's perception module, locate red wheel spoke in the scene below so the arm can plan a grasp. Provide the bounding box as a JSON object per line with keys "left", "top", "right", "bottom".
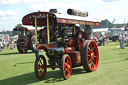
{"left": 90, "top": 60, "right": 96, "bottom": 68}
{"left": 41, "top": 65, "right": 44, "bottom": 69}
{"left": 39, "top": 59, "right": 43, "bottom": 65}
{"left": 88, "top": 47, "right": 91, "bottom": 51}
{"left": 38, "top": 59, "right": 44, "bottom": 67}
{"left": 64, "top": 69, "right": 67, "bottom": 72}
{"left": 64, "top": 64, "right": 70, "bottom": 72}
{"left": 37, "top": 64, "right": 45, "bottom": 71}
{"left": 40, "top": 71, "right": 44, "bottom": 77}
{"left": 90, "top": 46, "right": 93, "bottom": 50}
{"left": 88, "top": 62, "right": 92, "bottom": 68}
{"left": 89, "top": 45, "right": 94, "bottom": 52}
{"left": 88, "top": 59, "right": 92, "bottom": 68}
{"left": 64, "top": 62, "right": 70, "bottom": 69}
{"left": 91, "top": 47, "right": 95, "bottom": 52}
{"left": 87, "top": 51, "right": 90, "bottom": 54}
{"left": 66, "top": 58, "right": 69, "bottom": 64}
{"left": 91, "top": 62, "right": 96, "bottom": 68}
{"left": 87, "top": 54, "right": 90, "bottom": 57}
{"left": 88, "top": 59, "right": 92, "bottom": 64}
{"left": 88, "top": 59, "right": 95, "bottom": 68}
{"left": 39, "top": 69, "right": 43, "bottom": 75}
{"left": 64, "top": 62, "right": 67, "bottom": 66}
{"left": 91, "top": 60, "right": 94, "bottom": 65}
{"left": 40, "top": 68, "right": 44, "bottom": 73}
{"left": 37, "top": 65, "right": 41, "bottom": 69}
{"left": 92, "top": 58, "right": 95, "bottom": 63}
{"left": 64, "top": 68, "right": 69, "bottom": 72}
{"left": 94, "top": 55, "right": 96, "bottom": 57}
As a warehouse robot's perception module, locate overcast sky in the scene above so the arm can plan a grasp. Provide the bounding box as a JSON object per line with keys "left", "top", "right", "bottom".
{"left": 0, "top": 0, "right": 128, "bottom": 31}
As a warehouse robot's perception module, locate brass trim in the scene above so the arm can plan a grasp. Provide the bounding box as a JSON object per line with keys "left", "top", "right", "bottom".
{"left": 47, "top": 14, "right": 50, "bottom": 44}
{"left": 35, "top": 16, "right": 37, "bottom": 44}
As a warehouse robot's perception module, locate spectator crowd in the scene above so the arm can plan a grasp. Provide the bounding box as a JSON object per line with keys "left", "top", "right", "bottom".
{"left": 92, "top": 32, "right": 128, "bottom": 47}
{"left": 93, "top": 32, "right": 109, "bottom": 46}
{"left": 0, "top": 39, "right": 15, "bottom": 51}
{"left": 118, "top": 33, "right": 128, "bottom": 49}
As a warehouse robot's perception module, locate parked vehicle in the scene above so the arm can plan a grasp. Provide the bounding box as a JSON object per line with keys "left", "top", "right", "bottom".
{"left": 22, "top": 9, "right": 101, "bottom": 79}
{"left": 106, "top": 28, "right": 128, "bottom": 42}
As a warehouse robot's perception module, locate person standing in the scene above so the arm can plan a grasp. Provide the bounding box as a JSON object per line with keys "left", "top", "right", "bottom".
{"left": 0, "top": 40, "right": 2, "bottom": 51}
{"left": 118, "top": 33, "right": 122, "bottom": 49}
{"left": 0, "top": 39, "right": 3, "bottom": 51}
{"left": 125, "top": 34, "right": 128, "bottom": 46}
{"left": 2, "top": 40, "right": 5, "bottom": 49}
{"left": 125, "top": 34, "right": 128, "bottom": 43}
{"left": 121, "top": 33, "right": 125, "bottom": 49}
{"left": 102, "top": 35, "right": 105, "bottom": 46}
{"left": 7, "top": 41, "right": 10, "bottom": 49}
{"left": 105, "top": 34, "right": 109, "bottom": 45}
{"left": 98, "top": 35, "right": 103, "bottom": 46}
{"left": 10, "top": 40, "right": 15, "bottom": 50}
{"left": 33, "top": 40, "right": 39, "bottom": 58}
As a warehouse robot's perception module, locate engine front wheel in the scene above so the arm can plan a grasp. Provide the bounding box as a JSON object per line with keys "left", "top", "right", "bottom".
{"left": 35, "top": 55, "right": 47, "bottom": 79}
{"left": 81, "top": 40, "right": 99, "bottom": 72}
{"left": 17, "top": 42, "right": 27, "bottom": 53}
{"left": 61, "top": 54, "right": 72, "bottom": 80}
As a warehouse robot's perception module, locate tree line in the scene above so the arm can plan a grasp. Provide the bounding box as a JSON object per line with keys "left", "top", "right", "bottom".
{"left": 93, "top": 19, "right": 127, "bottom": 28}
{"left": 0, "top": 24, "right": 22, "bottom": 37}
{"left": 0, "top": 20, "right": 128, "bottom": 36}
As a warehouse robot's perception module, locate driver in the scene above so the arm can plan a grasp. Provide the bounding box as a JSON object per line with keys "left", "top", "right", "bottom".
{"left": 81, "top": 25, "right": 93, "bottom": 39}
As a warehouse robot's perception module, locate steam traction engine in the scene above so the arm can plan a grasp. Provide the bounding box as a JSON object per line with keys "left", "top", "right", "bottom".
{"left": 13, "top": 27, "right": 37, "bottom": 53}
{"left": 22, "top": 9, "right": 101, "bottom": 79}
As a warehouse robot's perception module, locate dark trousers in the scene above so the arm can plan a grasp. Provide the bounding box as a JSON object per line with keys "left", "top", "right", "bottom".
{"left": 121, "top": 40, "right": 125, "bottom": 49}
{"left": 35, "top": 49, "right": 39, "bottom": 58}
{"left": 102, "top": 40, "right": 105, "bottom": 45}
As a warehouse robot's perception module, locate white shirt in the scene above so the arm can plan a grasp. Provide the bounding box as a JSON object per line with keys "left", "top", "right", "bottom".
{"left": 119, "top": 35, "right": 122, "bottom": 41}
{"left": 33, "top": 43, "right": 36, "bottom": 50}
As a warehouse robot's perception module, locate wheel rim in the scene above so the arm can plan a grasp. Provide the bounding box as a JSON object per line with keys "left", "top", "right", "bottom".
{"left": 63, "top": 55, "right": 72, "bottom": 79}
{"left": 36, "top": 55, "right": 47, "bottom": 78}
{"left": 87, "top": 41, "right": 99, "bottom": 71}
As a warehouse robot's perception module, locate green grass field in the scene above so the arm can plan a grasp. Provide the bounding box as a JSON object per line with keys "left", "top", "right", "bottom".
{"left": 0, "top": 41, "right": 128, "bottom": 85}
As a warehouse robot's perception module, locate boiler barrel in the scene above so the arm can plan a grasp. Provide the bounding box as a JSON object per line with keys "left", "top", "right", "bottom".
{"left": 67, "top": 8, "right": 88, "bottom": 17}
{"left": 46, "top": 47, "right": 64, "bottom": 59}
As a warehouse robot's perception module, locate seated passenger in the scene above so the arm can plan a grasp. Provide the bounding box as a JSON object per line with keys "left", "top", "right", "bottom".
{"left": 39, "top": 27, "right": 56, "bottom": 44}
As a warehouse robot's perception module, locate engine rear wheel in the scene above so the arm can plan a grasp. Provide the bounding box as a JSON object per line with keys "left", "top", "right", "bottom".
{"left": 35, "top": 55, "right": 47, "bottom": 79}
{"left": 81, "top": 40, "right": 99, "bottom": 72}
{"left": 61, "top": 54, "right": 72, "bottom": 80}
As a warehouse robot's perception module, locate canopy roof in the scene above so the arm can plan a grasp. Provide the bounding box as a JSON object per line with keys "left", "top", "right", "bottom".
{"left": 22, "top": 12, "right": 101, "bottom": 27}
{"left": 13, "top": 27, "right": 28, "bottom": 31}
{"left": 13, "top": 27, "right": 40, "bottom": 31}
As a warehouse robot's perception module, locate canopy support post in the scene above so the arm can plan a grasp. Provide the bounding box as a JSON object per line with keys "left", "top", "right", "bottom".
{"left": 35, "top": 16, "right": 38, "bottom": 44}
{"left": 47, "top": 14, "right": 50, "bottom": 44}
